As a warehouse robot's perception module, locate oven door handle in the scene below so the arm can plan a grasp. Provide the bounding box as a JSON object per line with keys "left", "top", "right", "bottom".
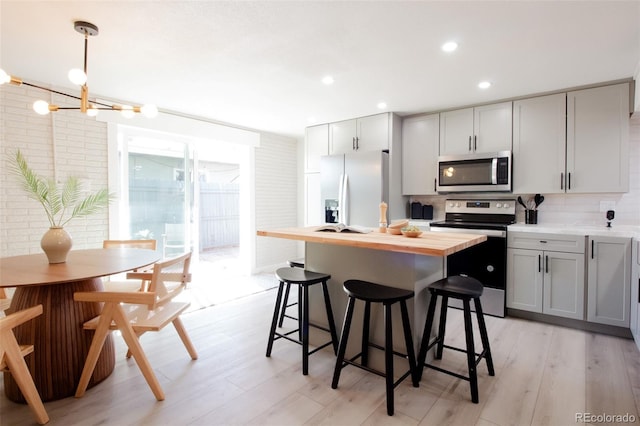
{"left": 429, "top": 227, "right": 506, "bottom": 238}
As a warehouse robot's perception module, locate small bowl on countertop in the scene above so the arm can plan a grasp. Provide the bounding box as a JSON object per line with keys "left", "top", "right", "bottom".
{"left": 401, "top": 229, "right": 423, "bottom": 238}
{"left": 388, "top": 219, "right": 409, "bottom": 230}
{"left": 387, "top": 227, "right": 402, "bottom": 235}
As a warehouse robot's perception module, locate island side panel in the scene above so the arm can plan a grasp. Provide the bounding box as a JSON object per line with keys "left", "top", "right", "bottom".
{"left": 305, "top": 241, "right": 444, "bottom": 365}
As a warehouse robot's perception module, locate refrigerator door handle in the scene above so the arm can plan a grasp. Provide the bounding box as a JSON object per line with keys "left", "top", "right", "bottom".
{"left": 337, "top": 174, "right": 344, "bottom": 224}
{"left": 342, "top": 174, "right": 349, "bottom": 225}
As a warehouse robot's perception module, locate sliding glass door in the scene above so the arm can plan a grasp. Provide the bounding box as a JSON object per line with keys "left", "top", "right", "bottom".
{"left": 117, "top": 128, "right": 193, "bottom": 258}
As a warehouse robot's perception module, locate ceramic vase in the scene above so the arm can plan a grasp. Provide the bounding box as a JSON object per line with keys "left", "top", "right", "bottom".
{"left": 41, "top": 226, "right": 73, "bottom": 263}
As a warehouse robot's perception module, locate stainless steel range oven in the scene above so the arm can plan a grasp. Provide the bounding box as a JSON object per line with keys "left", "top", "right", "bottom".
{"left": 429, "top": 199, "right": 515, "bottom": 317}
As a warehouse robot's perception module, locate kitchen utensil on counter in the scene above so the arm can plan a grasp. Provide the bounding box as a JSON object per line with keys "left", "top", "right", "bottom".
{"left": 525, "top": 210, "right": 538, "bottom": 224}
{"left": 534, "top": 194, "right": 544, "bottom": 209}
{"left": 379, "top": 202, "right": 388, "bottom": 232}
{"left": 517, "top": 196, "right": 527, "bottom": 210}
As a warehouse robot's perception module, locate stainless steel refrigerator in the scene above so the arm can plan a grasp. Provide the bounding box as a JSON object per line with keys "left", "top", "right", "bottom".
{"left": 321, "top": 151, "right": 404, "bottom": 227}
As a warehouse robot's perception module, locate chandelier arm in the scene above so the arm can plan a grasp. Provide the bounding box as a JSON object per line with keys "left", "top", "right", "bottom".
{"left": 21, "top": 81, "right": 114, "bottom": 109}
{"left": 21, "top": 82, "right": 82, "bottom": 101}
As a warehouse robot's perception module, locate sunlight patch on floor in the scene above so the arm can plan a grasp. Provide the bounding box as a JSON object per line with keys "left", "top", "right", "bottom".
{"left": 177, "top": 247, "right": 277, "bottom": 312}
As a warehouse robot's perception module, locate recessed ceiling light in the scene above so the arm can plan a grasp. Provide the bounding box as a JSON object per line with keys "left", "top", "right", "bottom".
{"left": 377, "top": 102, "right": 387, "bottom": 110}
{"left": 322, "top": 76, "right": 334, "bottom": 85}
{"left": 478, "top": 81, "right": 491, "bottom": 89}
{"left": 441, "top": 41, "right": 458, "bottom": 52}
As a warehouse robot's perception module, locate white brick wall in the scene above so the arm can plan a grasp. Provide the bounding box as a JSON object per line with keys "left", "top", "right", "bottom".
{"left": 254, "top": 132, "right": 300, "bottom": 268}
{"left": 1, "top": 84, "right": 109, "bottom": 256}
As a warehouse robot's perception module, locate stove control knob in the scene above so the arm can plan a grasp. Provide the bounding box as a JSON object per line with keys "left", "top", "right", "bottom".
{"left": 496, "top": 202, "right": 502, "bottom": 208}
{"left": 503, "top": 202, "right": 510, "bottom": 208}
{"left": 455, "top": 202, "right": 461, "bottom": 207}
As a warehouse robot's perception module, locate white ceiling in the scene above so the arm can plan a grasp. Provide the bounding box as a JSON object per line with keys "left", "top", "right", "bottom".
{"left": 2, "top": 1, "right": 639, "bottom": 139}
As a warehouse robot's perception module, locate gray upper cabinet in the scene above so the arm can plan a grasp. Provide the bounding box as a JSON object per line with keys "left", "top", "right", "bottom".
{"left": 329, "top": 113, "right": 390, "bottom": 155}
{"left": 566, "top": 83, "right": 630, "bottom": 193}
{"left": 305, "top": 124, "right": 329, "bottom": 173}
{"left": 439, "top": 101, "right": 513, "bottom": 155}
{"left": 513, "top": 94, "right": 567, "bottom": 194}
{"left": 401, "top": 114, "right": 439, "bottom": 195}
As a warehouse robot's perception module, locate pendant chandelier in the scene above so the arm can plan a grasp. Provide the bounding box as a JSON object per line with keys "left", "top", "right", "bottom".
{"left": 0, "top": 21, "right": 157, "bottom": 118}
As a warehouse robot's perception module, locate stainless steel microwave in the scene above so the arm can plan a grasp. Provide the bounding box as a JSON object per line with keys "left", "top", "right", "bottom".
{"left": 437, "top": 151, "right": 512, "bottom": 193}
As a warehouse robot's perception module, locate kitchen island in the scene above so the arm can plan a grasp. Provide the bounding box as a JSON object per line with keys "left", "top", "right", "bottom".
{"left": 257, "top": 227, "right": 487, "bottom": 367}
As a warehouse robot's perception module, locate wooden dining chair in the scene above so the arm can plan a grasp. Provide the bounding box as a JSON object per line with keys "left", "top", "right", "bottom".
{"left": 0, "top": 305, "right": 49, "bottom": 424}
{"left": 74, "top": 251, "right": 197, "bottom": 401}
{"left": 0, "top": 287, "right": 12, "bottom": 315}
{"left": 162, "top": 223, "right": 185, "bottom": 258}
{"left": 102, "top": 239, "right": 157, "bottom": 292}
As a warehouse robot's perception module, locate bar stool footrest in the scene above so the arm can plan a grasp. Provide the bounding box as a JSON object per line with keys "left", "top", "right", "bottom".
{"left": 423, "top": 363, "right": 471, "bottom": 383}
{"left": 339, "top": 344, "right": 416, "bottom": 389}
{"left": 442, "top": 344, "right": 488, "bottom": 363}
{"left": 273, "top": 321, "right": 336, "bottom": 354}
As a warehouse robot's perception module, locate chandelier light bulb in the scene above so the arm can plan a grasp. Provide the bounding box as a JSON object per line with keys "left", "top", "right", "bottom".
{"left": 86, "top": 105, "right": 99, "bottom": 117}
{"left": 0, "top": 69, "right": 10, "bottom": 84}
{"left": 33, "top": 100, "right": 51, "bottom": 115}
{"left": 140, "top": 104, "right": 158, "bottom": 118}
{"left": 68, "top": 68, "right": 87, "bottom": 85}
{"left": 120, "top": 105, "right": 135, "bottom": 119}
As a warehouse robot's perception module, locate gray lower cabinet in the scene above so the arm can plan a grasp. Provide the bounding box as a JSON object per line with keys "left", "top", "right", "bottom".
{"left": 631, "top": 239, "right": 640, "bottom": 350}
{"left": 587, "top": 235, "right": 632, "bottom": 327}
{"left": 507, "top": 232, "right": 585, "bottom": 320}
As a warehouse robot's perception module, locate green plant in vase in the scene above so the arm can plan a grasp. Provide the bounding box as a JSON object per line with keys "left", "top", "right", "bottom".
{"left": 10, "top": 149, "right": 114, "bottom": 263}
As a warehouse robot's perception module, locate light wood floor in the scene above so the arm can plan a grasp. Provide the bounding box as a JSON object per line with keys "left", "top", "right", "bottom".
{"left": 2, "top": 287, "right": 640, "bottom": 426}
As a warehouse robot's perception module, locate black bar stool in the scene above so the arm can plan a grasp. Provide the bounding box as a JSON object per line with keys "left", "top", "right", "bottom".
{"left": 416, "top": 275, "right": 495, "bottom": 403}
{"left": 331, "top": 279, "right": 419, "bottom": 416}
{"left": 266, "top": 267, "right": 338, "bottom": 375}
{"left": 277, "top": 258, "right": 305, "bottom": 327}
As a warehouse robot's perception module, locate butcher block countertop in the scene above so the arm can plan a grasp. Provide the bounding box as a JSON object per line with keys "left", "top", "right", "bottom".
{"left": 257, "top": 227, "right": 487, "bottom": 257}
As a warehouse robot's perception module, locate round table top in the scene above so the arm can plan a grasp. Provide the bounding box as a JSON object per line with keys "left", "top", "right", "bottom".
{"left": 0, "top": 248, "right": 161, "bottom": 287}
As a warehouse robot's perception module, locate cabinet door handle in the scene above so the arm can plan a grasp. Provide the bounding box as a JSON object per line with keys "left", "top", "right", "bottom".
{"left": 433, "top": 178, "right": 437, "bottom": 192}
{"left": 473, "top": 135, "right": 477, "bottom": 151}
{"left": 560, "top": 173, "right": 564, "bottom": 190}
{"left": 355, "top": 137, "right": 359, "bottom": 150}
{"left": 538, "top": 254, "right": 541, "bottom": 273}
{"left": 352, "top": 137, "right": 356, "bottom": 150}
{"left": 591, "top": 239, "right": 595, "bottom": 259}
{"left": 468, "top": 136, "right": 472, "bottom": 151}
{"left": 568, "top": 172, "right": 571, "bottom": 190}
{"left": 545, "top": 255, "right": 549, "bottom": 273}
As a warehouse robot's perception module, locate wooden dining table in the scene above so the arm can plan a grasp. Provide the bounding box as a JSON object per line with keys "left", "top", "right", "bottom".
{"left": 0, "top": 248, "right": 160, "bottom": 402}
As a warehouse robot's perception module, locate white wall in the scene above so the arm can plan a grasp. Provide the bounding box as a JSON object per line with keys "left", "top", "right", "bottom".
{"left": 1, "top": 83, "right": 300, "bottom": 272}
{"left": 254, "top": 132, "right": 301, "bottom": 271}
